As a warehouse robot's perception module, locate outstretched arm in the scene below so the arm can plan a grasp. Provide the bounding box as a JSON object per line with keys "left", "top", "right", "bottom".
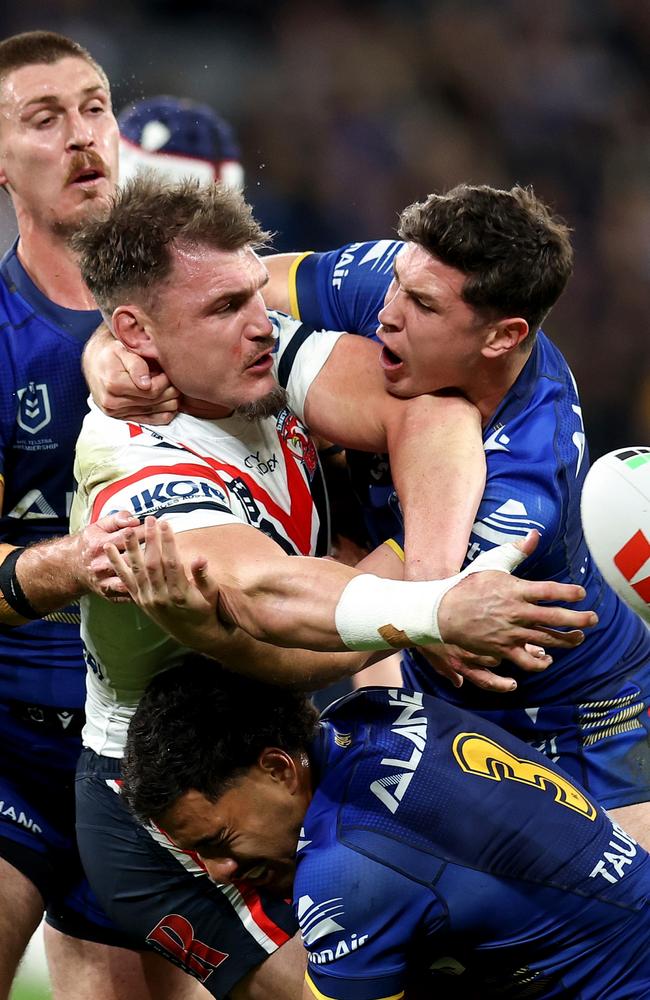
{"left": 106, "top": 519, "right": 597, "bottom": 670}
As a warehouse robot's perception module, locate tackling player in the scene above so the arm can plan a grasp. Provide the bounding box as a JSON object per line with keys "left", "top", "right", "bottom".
{"left": 122, "top": 660, "right": 650, "bottom": 1000}
{"left": 258, "top": 189, "right": 650, "bottom": 851}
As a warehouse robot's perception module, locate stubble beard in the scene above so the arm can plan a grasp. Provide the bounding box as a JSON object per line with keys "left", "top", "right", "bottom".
{"left": 235, "top": 385, "right": 288, "bottom": 422}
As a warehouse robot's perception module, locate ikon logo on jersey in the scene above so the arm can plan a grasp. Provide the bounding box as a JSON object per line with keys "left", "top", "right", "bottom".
{"left": 17, "top": 382, "right": 51, "bottom": 434}
{"left": 99, "top": 475, "right": 229, "bottom": 520}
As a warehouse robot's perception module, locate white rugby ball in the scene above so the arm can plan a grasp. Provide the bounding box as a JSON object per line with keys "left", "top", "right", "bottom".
{"left": 580, "top": 446, "right": 650, "bottom": 622}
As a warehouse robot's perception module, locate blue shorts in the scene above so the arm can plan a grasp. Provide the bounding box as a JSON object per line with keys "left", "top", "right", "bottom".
{"left": 75, "top": 749, "right": 298, "bottom": 997}
{"left": 0, "top": 701, "right": 134, "bottom": 946}
{"left": 464, "top": 672, "right": 650, "bottom": 810}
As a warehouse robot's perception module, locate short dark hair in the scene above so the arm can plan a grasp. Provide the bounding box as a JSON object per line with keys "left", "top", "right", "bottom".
{"left": 0, "top": 30, "right": 109, "bottom": 93}
{"left": 70, "top": 173, "right": 271, "bottom": 314}
{"left": 398, "top": 184, "right": 573, "bottom": 336}
{"left": 122, "top": 659, "right": 319, "bottom": 825}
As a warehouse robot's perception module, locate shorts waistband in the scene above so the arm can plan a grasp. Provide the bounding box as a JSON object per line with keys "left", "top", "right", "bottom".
{"left": 77, "top": 747, "right": 124, "bottom": 778}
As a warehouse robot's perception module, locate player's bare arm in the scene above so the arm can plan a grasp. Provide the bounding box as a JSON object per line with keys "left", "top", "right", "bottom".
{"left": 0, "top": 511, "right": 143, "bottom": 625}
{"left": 262, "top": 252, "right": 305, "bottom": 315}
{"left": 302, "top": 333, "right": 486, "bottom": 578}
{"left": 107, "top": 518, "right": 597, "bottom": 671}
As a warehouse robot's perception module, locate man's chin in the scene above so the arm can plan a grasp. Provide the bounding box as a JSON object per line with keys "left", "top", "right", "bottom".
{"left": 235, "top": 385, "right": 288, "bottom": 422}
{"left": 53, "top": 191, "right": 113, "bottom": 237}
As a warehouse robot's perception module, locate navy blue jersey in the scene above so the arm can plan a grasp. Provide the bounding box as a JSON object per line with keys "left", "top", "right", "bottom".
{"left": 0, "top": 242, "right": 100, "bottom": 709}
{"left": 297, "top": 687, "right": 650, "bottom": 999}
{"left": 292, "top": 243, "right": 650, "bottom": 710}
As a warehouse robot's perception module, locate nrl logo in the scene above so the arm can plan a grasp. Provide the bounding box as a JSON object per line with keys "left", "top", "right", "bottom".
{"left": 17, "top": 382, "right": 51, "bottom": 435}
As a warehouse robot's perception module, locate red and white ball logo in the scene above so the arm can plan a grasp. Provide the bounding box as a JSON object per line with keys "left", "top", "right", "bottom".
{"left": 581, "top": 447, "right": 650, "bottom": 622}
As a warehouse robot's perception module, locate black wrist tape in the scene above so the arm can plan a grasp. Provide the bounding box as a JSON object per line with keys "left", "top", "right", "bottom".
{"left": 0, "top": 547, "right": 41, "bottom": 620}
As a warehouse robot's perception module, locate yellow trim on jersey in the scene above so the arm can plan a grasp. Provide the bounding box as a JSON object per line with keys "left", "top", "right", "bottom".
{"left": 288, "top": 251, "right": 314, "bottom": 320}
{"left": 305, "top": 972, "right": 404, "bottom": 1000}
{"left": 384, "top": 537, "right": 405, "bottom": 563}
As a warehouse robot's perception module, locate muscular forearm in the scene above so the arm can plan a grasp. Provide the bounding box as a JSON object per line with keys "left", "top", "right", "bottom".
{"left": 387, "top": 393, "right": 485, "bottom": 581}
{"left": 199, "top": 624, "right": 377, "bottom": 690}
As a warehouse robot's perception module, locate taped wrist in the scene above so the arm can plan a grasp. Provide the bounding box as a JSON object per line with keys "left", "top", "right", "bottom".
{"left": 0, "top": 547, "right": 40, "bottom": 622}
{"left": 334, "top": 573, "right": 463, "bottom": 651}
{"left": 334, "top": 542, "right": 527, "bottom": 651}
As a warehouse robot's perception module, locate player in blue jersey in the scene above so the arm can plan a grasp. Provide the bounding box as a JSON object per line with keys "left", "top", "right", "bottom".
{"left": 259, "top": 187, "right": 650, "bottom": 852}
{"left": 0, "top": 28, "right": 253, "bottom": 1000}
{"left": 121, "top": 660, "right": 650, "bottom": 1000}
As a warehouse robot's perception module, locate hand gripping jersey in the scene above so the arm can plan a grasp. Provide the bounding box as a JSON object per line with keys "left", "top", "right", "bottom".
{"left": 298, "top": 687, "right": 650, "bottom": 1000}
{"left": 291, "top": 243, "right": 650, "bottom": 710}
{"left": 70, "top": 313, "right": 341, "bottom": 757}
{"left": 0, "top": 243, "right": 100, "bottom": 720}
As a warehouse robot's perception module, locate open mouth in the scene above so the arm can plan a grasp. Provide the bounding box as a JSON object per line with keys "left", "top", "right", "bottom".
{"left": 380, "top": 344, "right": 404, "bottom": 370}
{"left": 246, "top": 351, "right": 274, "bottom": 372}
{"left": 69, "top": 167, "right": 106, "bottom": 186}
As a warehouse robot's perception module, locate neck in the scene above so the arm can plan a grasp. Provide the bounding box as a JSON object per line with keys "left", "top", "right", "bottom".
{"left": 179, "top": 394, "right": 234, "bottom": 420}
{"left": 467, "top": 349, "right": 532, "bottom": 427}
{"left": 15, "top": 214, "right": 97, "bottom": 311}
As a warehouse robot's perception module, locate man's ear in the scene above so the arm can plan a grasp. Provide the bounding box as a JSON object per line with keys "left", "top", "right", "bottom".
{"left": 111, "top": 305, "right": 159, "bottom": 359}
{"left": 258, "top": 748, "right": 299, "bottom": 793}
{"left": 481, "top": 317, "right": 530, "bottom": 359}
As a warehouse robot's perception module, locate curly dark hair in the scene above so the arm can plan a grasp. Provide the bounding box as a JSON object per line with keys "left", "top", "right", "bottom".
{"left": 69, "top": 173, "right": 271, "bottom": 315}
{"left": 398, "top": 183, "right": 573, "bottom": 337}
{"left": 122, "top": 658, "right": 319, "bottom": 825}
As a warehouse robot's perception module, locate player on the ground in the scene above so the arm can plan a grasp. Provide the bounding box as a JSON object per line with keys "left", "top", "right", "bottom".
{"left": 122, "top": 659, "right": 650, "bottom": 1000}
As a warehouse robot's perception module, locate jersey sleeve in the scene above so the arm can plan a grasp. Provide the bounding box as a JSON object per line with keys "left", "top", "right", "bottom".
{"left": 71, "top": 411, "right": 239, "bottom": 535}
{"left": 292, "top": 241, "right": 401, "bottom": 338}
{"left": 271, "top": 311, "right": 344, "bottom": 422}
{"left": 296, "top": 841, "right": 445, "bottom": 1000}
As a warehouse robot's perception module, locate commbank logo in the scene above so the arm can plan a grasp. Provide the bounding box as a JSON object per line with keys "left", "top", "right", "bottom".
{"left": 452, "top": 732, "right": 596, "bottom": 820}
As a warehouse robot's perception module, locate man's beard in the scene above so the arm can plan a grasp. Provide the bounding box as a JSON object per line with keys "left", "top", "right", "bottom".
{"left": 52, "top": 193, "right": 110, "bottom": 239}
{"left": 235, "top": 385, "right": 288, "bottom": 422}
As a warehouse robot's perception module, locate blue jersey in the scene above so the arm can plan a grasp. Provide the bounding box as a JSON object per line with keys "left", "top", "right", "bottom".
{"left": 293, "top": 242, "right": 650, "bottom": 710}
{"left": 0, "top": 242, "right": 100, "bottom": 711}
{"left": 298, "top": 687, "right": 650, "bottom": 1000}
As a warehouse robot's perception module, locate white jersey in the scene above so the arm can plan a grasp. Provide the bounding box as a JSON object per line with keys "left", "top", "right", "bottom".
{"left": 70, "top": 312, "right": 342, "bottom": 756}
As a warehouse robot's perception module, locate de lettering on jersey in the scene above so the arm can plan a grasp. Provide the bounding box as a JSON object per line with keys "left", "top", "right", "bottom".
{"left": 369, "top": 690, "right": 428, "bottom": 815}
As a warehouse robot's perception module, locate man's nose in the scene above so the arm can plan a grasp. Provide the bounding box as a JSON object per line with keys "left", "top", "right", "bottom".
{"left": 246, "top": 296, "right": 274, "bottom": 340}
{"left": 65, "top": 112, "right": 95, "bottom": 151}
{"left": 201, "top": 856, "right": 239, "bottom": 884}
{"left": 378, "top": 290, "right": 402, "bottom": 331}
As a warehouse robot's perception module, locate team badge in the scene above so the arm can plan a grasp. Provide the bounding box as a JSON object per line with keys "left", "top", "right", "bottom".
{"left": 276, "top": 408, "right": 317, "bottom": 478}
{"left": 17, "top": 382, "right": 52, "bottom": 434}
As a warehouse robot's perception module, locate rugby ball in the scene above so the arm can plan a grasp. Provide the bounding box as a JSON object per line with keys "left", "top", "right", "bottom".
{"left": 580, "top": 446, "right": 650, "bottom": 622}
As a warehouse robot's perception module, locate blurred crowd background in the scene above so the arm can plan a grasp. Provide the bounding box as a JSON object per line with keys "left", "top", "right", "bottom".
{"left": 1, "top": 0, "right": 650, "bottom": 458}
